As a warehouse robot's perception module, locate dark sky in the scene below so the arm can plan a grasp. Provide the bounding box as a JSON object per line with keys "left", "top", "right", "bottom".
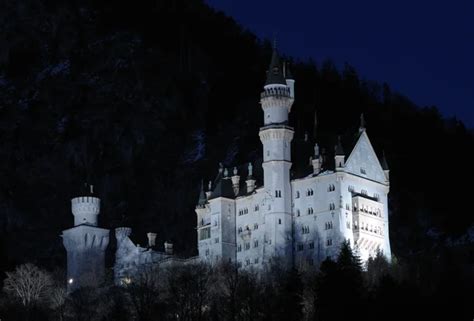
{"left": 206, "top": 0, "right": 474, "bottom": 128}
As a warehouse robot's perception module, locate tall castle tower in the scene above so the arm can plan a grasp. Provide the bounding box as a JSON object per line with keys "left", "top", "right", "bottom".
{"left": 61, "top": 185, "right": 109, "bottom": 291}
{"left": 259, "top": 49, "right": 295, "bottom": 266}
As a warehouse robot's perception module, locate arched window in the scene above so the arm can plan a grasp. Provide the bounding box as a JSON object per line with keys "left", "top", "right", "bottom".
{"left": 296, "top": 191, "right": 300, "bottom": 198}
{"left": 296, "top": 209, "right": 300, "bottom": 217}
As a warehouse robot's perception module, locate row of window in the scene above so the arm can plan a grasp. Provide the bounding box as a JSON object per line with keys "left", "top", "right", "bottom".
{"left": 295, "top": 185, "right": 336, "bottom": 199}
{"left": 237, "top": 223, "right": 259, "bottom": 233}
{"left": 237, "top": 240, "right": 260, "bottom": 252}
{"left": 354, "top": 205, "right": 382, "bottom": 217}
{"left": 237, "top": 257, "right": 260, "bottom": 267}
{"left": 295, "top": 203, "right": 336, "bottom": 216}
{"left": 238, "top": 205, "right": 260, "bottom": 216}
{"left": 354, "top": 222, "right": 384, "bottom": 235}
{"left": 297, "top": 239, "right": 332, "bottom": 251}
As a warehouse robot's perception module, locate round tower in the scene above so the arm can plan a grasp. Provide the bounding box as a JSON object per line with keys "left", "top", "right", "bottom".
{"left": 71, "top": 196, "right": 100, "bottom": 226}
{"left": 260, "top": 48, "right": 295, "bottom": 266}
{"left": 61, "top": 185, "right": 109, "bottom": 292}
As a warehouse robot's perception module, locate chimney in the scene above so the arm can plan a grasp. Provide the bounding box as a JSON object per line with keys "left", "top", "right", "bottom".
{"left": 231, "top": 167, "right": 240, "bottom": 196}
{"left": 164, "top": 241, "right": 173, "bottom": 255}
{"left": 147, "top": 232, "right": 157, "bottom": 247}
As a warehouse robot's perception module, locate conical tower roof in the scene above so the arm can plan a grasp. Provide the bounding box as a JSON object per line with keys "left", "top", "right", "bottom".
{"left": 265, "top": 49, "right": 287, "bottom": 86}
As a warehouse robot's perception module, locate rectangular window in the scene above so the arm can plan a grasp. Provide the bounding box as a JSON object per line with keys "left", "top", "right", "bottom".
{"left": 244, "top": 243, "right": 250, "bottom": 250}
{"left": 309, "top": 242, "right": 314, "bottom": 249}
{"left": 254, "top": 258, "right": 259, "bottom": 264}
{"left": 254, "top": 240, "right": 259, "bottom": 248}
{"left": 237, "top": 244, "right": 242, "bottom": 252}
{"left": 215, "top": 237, "right": 219, "bottom": 243}
{"left": 297, "top": 244, "right": 304, "bottom": 251}
{"left": 199, "top": 227, "right": 211, "bottom": 240}
{"left": 326, "top": 239, "right": 332, "bottom": 246}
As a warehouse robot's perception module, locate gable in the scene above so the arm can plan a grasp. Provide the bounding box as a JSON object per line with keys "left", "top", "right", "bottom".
{"left": 344, "top": 131, "right": 386, "bottom": 183}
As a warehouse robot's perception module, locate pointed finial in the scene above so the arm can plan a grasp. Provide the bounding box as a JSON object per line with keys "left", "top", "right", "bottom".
{"left": 314, "top": 143, "right": 320, "bottom": 157}
{"left": 224, "top": 168, "right": 228, "bottom": 177}
{"left": 90, "top": 185, "right": 94, "bottom": 194}
{"left": 248, "top": 162, "right": 253, "bottom": 178}
{"left": 359, "top": 113, "right": 366, "bottom": 132}
{"left": 304, "top": 132, "right": 308, "bottom": 142}
{"left": 335, "top": 136, "right": 344, "bottom": 155}
{"left": 233, "top": 167, "right": 238, "bottom": 176}
{"left": 208, "top": 180, "right": 212, "bottom": 191}
{"left": 381, "top": 150, "right": 389, "bottom": 170}
{"left": 218, "top": 162, "right": 224, "bottom": 174}
{"left": 198, "top": 180, "right": 207, "bottom": 207}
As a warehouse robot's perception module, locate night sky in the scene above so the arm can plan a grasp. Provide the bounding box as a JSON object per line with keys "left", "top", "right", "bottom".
{"left": 206, "top": 0, "right": 474, "bottom": 128}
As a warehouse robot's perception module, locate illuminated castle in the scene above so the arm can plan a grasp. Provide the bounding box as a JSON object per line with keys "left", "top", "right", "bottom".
{"left": 63, "top": 49, "right": 392, "bottom": 289}
{"left": 195, "top": 49, "right": 391, "bottom": 269}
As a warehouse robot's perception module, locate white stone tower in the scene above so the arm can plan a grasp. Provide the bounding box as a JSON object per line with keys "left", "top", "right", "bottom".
{"left": 259, "top": 49, "right": 295, "bottom": 266}
{"left": 61, "top": 185, "right": 109, "bottom": 291}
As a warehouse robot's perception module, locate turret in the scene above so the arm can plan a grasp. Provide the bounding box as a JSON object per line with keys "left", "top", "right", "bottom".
{"left": 261, "top": 48, "right": 294, "bottom": 125}
{"left": 312, "top": 143, "right": 322, "bottom": 175}
{"left": 197, "top": 180, "right": 207, "bottom": 209}
{"left": 284, "top": 62, "right": 295, "bottom": 99}
{"left": 259, "top": 47, "right": 295, "bottom": 267}
{"left": 164, "top": 241, "right": 173, "bottom": 255}
{"left": 335, "top": 136, "right": 345, "bottom": 170}
{"left": 231, "top": 167, "right": 240, "bottom": 196}
{"left": 147, "top": 232, "right": 157, "bottom": 247}
{"left": 245, "top": 163, "right": 256, "bottom": 193}
{"left": 62, "top": 185, "right": 109, "bottom": 292}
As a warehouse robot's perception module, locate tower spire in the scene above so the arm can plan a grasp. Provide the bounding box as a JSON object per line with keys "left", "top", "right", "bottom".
{"left": 197, "top": 180, "right": 207, "bottom": 208}
{"left": 359, "top": 113, "right": 366, "bottom": 133}
{"left": 265, "top": 47, "right": 286, "bottom": 86}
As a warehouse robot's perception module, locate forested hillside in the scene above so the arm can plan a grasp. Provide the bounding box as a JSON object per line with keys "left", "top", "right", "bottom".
{"left": 0, "top": 0, "right": 473, "bottom": 276}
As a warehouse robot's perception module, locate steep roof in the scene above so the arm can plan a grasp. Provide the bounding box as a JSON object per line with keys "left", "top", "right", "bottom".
{"left": 265, "top": 49, "right": 287, "bottom": 86}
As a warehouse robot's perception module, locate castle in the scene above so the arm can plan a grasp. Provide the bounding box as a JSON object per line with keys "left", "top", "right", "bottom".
{"left": 62, "top": 49, "right": 391, "bottom": 290}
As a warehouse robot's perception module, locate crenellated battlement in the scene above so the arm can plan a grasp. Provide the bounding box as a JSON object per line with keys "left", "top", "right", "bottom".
{"left": 115, "top": 227, "right": 132, "bottom": 241}
{"left": 71, "top": 196, "right": 100, "bottom": 226}
{"left": 260, "top": 86, "right": 291, "bottom": 99}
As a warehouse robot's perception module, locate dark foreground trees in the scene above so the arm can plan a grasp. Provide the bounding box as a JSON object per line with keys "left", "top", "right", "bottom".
{"left": 1, "top": 244, "right": 472, "bottom": 321}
